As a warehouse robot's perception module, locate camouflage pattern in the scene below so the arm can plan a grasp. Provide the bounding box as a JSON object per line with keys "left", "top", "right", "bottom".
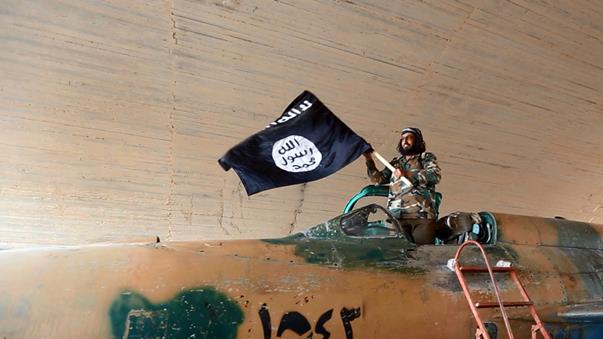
{"left": 0, "top": 211, "right": 601, "bottom": 338}
{"left": 367, "top": 152, "right": 441, "bottom": 219}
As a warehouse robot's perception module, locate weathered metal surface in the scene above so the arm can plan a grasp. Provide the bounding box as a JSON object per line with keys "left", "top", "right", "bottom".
{"left": 0, "top": 212, "right": 601, "bottom": 338}
{"left": 495, "top": 214, "right": 603, "bottom": 249}
{"left": 1, "top": 0, "right": 602, "bottom": 246}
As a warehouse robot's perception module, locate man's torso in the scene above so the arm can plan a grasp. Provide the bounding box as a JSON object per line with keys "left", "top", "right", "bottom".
{"left": 387, "top": 154, "right": 436, "bottom": 220}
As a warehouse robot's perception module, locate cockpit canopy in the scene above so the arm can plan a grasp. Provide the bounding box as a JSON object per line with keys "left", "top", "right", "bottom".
{"left": 301, "top": 203, "right": 497, "bottom": 246}
{"left": 340, "top": 204, "right": 402, "bottom": 238}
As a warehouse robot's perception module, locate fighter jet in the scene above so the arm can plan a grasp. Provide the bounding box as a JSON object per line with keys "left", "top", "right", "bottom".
{"left": 0, "top": 186, "right": 601, "bottom": 338}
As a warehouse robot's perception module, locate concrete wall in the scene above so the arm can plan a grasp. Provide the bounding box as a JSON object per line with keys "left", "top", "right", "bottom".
{"left": 1, "top": 0, "right": 601, "bottom": 245}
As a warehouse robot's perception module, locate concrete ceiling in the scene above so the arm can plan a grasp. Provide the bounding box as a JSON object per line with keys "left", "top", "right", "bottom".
{"left": 0, "top": 0, "right": 602, "bottom": 245}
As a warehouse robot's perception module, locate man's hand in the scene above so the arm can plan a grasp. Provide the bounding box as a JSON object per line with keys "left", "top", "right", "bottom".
{"left": 364, "top": 151, "right": 378, "bottom": 174}
{"left": 393, "top": 167, "right": 407, "bottom": 179}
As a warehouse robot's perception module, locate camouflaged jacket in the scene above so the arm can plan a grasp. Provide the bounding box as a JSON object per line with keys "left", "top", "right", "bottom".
{"left": 367, "top": 152, "right": 441, "bottom": 220}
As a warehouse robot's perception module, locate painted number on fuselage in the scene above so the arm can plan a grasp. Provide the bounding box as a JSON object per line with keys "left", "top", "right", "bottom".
{"left": 259, "top": 304, "right": 361, "bottom": 339}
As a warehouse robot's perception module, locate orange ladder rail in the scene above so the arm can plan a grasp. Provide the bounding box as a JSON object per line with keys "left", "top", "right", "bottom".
{"left": 453, "top": 240, "right": 551, "bottom": 339}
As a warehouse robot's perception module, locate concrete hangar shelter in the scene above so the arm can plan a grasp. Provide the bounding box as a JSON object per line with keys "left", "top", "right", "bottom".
{"left": 0, "top": 1, "right": 602, "bottom": 338}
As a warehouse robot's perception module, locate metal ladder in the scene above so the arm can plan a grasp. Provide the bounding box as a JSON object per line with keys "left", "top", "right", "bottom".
{"left": 453, "top": 240, "right": 551, "bottom": 339}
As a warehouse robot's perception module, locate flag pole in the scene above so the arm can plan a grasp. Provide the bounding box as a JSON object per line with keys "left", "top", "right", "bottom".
{"left": 371, "top": 151, "right": 413, "bottom": 187}
{"left": 371, "top": 151, "right": 395, "bottom": 172}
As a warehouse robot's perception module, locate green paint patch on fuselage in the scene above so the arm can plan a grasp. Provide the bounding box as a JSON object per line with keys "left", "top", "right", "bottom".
{"left": 559, "top": 247, "right": 603, "bottom": 298}
{"left": 265, "top": 219, "right": 425, "bottom": 274}
{"left": 109, "top": 286, "right": 244, "bottom": 339}
{"left": 552, "top": 219, "right": 602, "bottom": 249}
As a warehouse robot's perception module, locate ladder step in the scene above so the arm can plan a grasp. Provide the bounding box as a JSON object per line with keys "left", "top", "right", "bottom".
{"left": 475, "top": 301, "right": 533, "bottom": 308}
{"left": 459, "top": 265, "right": 514, "bottom": 272}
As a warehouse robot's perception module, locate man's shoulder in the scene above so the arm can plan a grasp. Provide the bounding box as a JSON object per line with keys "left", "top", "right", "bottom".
{"left": 420, "top": 151, "right": 437, "bottom": 161}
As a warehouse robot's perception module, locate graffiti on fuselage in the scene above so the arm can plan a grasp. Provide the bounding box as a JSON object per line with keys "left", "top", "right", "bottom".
{"left": 259, "top": 304, "right": 361, "bottom": 339}
{"left": 109, "top": 286, "right": 244, "bottom": 339}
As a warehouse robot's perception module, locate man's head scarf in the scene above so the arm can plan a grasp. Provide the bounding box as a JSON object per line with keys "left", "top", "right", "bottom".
{"left": 397, "top": 127, "right": 426, "bottom": 155}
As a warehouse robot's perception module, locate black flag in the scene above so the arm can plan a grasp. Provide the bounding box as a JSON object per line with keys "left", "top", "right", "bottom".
{"left": 218, "top": 91, "right": 371, "bottom": 195}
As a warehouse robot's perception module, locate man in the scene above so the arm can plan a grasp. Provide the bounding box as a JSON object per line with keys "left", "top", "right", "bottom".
{"left": 364, "top": 127, "right": 441, "bottom": 244}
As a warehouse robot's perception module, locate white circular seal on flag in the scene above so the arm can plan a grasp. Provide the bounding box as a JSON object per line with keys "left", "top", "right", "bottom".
{"left": 272, "top": 135, "right": 322, "bottom": 172}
